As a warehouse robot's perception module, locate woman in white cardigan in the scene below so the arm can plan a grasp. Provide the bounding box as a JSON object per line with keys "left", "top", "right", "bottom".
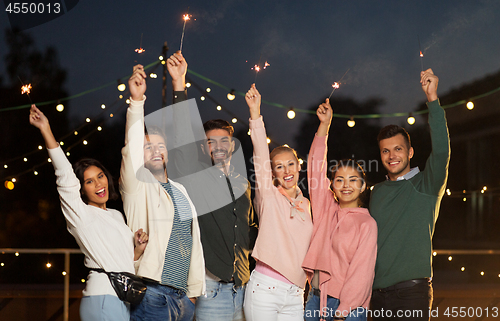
{"left": 29, "top": 105, "right": 148, "bottom": 321}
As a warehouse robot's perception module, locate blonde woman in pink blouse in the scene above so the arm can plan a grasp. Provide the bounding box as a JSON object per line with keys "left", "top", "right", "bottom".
{"left": 302, "top": 99, "right": 377, "bottom": 321}
{"left": 243, "top": 84, "right": 313, "bottom": 321}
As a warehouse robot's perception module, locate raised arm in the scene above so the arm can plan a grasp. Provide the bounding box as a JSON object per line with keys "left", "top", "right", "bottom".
{"left": 246, "top": 84, "right": 274, "bottom": 200}
{"left": 29, "top": 105, "right": 87, "bottom": 227}
{"left": 420, "top": 69, "right": 450, "bottom": 198}
{"left": 120, "top": 64, "right": 148, "bottom": 195}
{"left": 307, "top": 99, "right": 336, "bottom": 222}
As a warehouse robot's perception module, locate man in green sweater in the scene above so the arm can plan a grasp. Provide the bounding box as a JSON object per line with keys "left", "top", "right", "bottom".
{"left": 369, "top": 69, "right": 450, "bottom": 320}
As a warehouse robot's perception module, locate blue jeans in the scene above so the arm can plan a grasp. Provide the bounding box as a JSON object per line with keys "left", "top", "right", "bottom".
{"left": 80, "top": 295, "right": 129, "bottom": 321}
{"left": 304, "top": 290, "right": 367, "bottom": 321}
{"left": 130, "top": 283, "right": 195, "bottom": 321}
{"left": 195, "top": 278, "right": 246, "bottom": 321}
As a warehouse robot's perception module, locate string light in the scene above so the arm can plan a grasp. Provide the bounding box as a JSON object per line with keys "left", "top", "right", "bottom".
{"left": 97, "top": 126, "right": 102, "bottom": 131}
{"left": 56, "top": 103, "right": 64, "bottom": 112}
{"left": 60, "top": 141, "right": 64, "bottom": 146}
{"left": 446, "top": 188, "right": 451, "bottom": 196}
{"left": 34, "top": 171, "right": 38, "bottom": 175}
{"left": 407, "top": 113, "right": 415, "bottom": 125}
{"left": 298, "top": 158, "right": 304, "bottom": 165}
{"left": 466, "top": 101, "right": 474, "bottom": 110}
{"left": 231, "top": 118, "right": 237, "bottom": 123}
{"left": 15, "top": 252, "right": 19, "bottom": 256}
{"left": 83, "top": 140, "right": 88, "bottom": 145}
{"left": 287, "top": 108, "right": 296, "bottom": 119}
{"left": 110, "top": 113, "right": 114, "bottom": 118}
{"left": 200, "top": 96, "right": 206, "bottom": 101}
{"left": 161, "top": 61, "right": 166, "bottom": 65}
{"left": 81, "top": 279, "right": 86, "bottom": 283}
{"left": 66, "top": 152, "right": 70, "bottom": 156}
{"left": 216, "top": 105, "right": 222, "bottom": 111}
{"left": 150, "top": 73, "right": 158, "bottom": 78}
{"left": 347, "top": 116, "right": 355, "bottom": 128}
{"left": 86, "top": 118, "right": 91, "bottom": 123}
{"left": 46, "top": 262, "right": 52, "bottom": 268}
{"left": 483, "top": 186, "right": 487, "bottom": 191}
{"left": 119, "top": 95, "right": 123, "bottom": 99}
{"left": 38, "top": 145, "right": 43, "bottom": 150}
{"left": 1, "top": 263, "right": 4, "bottom": 267}
{"left": 126, "top": 99, "right": 130, "bottom": 104}
{"left": 448, "top": 256, "right": 452, "bottom": 261}
{"left": 3, "top": 165, "right": 7, "bottom": 168}
{"left": 480, "top": 271, "right": 485, "bottom": 276}
{"left": 186, "top": 83, "right": 191, "bottom": 88}
{"left": 247, "top": 130, "right": 251, "bottom": 136}
{"left": 48, "top": 158, "right": 51, "bottom": 163}
{"left": 74, "top": 131, "right": 78, "bottom": 136}
{"left": 11, "top": 178, "right": 16, "bottom": 183}
{"left": 461, "top": 267, "right": 465, "bottom": 271}
{"left": 117, "top": 80, "right": 126, "bottom": 92}
{"left": 23, "top": 158, "right": 28, "bottom": 162}
{"left": 463, "top": 197, "right": 467, "bottom": 202}
{"left": 267, "top": 137, "right": 271, "bottom": 144}
{"left": 370, "top": 186, "right": 374, "bottom": 191}
{"left": 62, "top": 271, "right": 67, "bottom": 276}
{"left": 227, "top": 90, "right": 236, "bottom": 101}
{"left": 5, "top": 180, "right": 15, "bottom": 191}
{"left": 206, "top": 88, "right": 211, "bottom": 92}
{"left": 432, "top": 251, "right": 437, "bottom": 256}
{"left": 101, "top": 104, "right": 106, "bottom": 109}
{"left": 159, "top": 55, "right": 164, "bottom": 61}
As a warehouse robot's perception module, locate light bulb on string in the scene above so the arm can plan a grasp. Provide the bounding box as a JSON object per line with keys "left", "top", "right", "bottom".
{"left": 466, "top": 101, "right": 474, "bottom": 110}
{"left": 407, "top": 113, "right": 415, "bottom": 125}
{"left": 216, "top": 105, "right": 222, "bottom": 111}
{"left": 186, "top": 82, "right": 191, "bottom": 88}
{"left": 56, "top": 103, "right": 64, "bottom": 112}
{"left": 227, "top": 90, "right": 236, "bottom": 101}
{"left": 200, "top": 96, "right": 205, "bottom": 101}
{"left": 266, "top": 137, "right": 271, "bottom": 144}
{"left": 101, "top": 104, "right": 106, "bottom": 109}
{"left": 206, "top": 88, "right": 211, "bottom": 92}
{"left": 347, "top": 116, "right": 355, "bottom": 128}
{"left": 117, "top": 79, "right": 126, "bottom": 92}
{"left": 231, "top": 118, "right": 237, "bottom": 123}
{"left": 4, "top": 181, "right": 14, "bottom": 190}
{"left": 11, "top": 178, "right": 16, "bottom": 183}
{"left": 287, "top": 108, "right": 296, "bottom": 119}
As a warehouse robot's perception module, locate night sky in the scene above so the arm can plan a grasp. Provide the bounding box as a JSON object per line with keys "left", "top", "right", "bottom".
{"left": 2, "top": 0, "right": 500, "bottom": 146}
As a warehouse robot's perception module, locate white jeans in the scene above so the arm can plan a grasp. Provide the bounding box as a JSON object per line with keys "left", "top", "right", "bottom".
{"left": 244, "top": 270, "right": 304, "bottom": 321}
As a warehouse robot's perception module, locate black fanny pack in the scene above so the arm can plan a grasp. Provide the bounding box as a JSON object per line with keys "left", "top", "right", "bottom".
{"left": 91, "top": 268, "right": 147, "bottom": 305}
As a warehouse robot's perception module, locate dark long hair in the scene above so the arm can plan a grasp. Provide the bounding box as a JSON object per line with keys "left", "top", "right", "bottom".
{"left": 73, "top": 158, "right": 118, "bottom": 204}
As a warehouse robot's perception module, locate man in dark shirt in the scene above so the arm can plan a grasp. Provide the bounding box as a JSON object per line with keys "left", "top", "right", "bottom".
{"left": 165, "top": 51, "right": 256, "bottom": 321}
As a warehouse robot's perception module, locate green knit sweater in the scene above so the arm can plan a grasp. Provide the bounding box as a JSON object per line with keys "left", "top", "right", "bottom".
{"left": 369, "top": 99, "right": 450, "bottom": 290}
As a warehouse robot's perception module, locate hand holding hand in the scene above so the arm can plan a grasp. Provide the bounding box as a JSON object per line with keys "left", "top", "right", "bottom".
{"left": 420, "top": 68, "right": 439, "bottom": 102}
{"left": 129, "top": 64, "right": 147, "bottom": 101}
{"left": 245, "top": 84, "right": 261, "bottom": 120}
{"left": 167, "top": 51, "right": 187, "bottom": 91}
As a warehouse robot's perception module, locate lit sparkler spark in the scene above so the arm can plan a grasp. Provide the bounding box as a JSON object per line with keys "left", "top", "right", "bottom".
{"left": 135, "top": 48, "right": 145, "bottom": 53}
{"left": 418, "top": 35, "right": 424, "bottom": 71}
{"left": 264, "top": 61, "right": 270, "bottom": 69}
{"left": 21, "top": 84, "right": 32, "bottom": 95}
{"left": 252, "top": 65, "right": 261, "bottom": 72}
{"left": 328, "top": 82, "right": 340, "bottom": 99}
{"left": 183, "top": 14, "right": 191, "bottom": 21}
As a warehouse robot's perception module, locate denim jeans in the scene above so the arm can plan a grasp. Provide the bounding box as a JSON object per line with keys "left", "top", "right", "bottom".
{"left": 244, "top": 270, "right": 304, "bottom": 321}
{"left": 195, "top": 278, "right": 246, "bottom": 321}
{"left": 130, "top": 283, "right": 195, "bottom": 321}
{"left": 80, "top": 295, "right": 129, "bottom": 321}
{"left": 371, "top": 280, "right": 433, "bottom": 320}
{"left": 304, "top": 290, "right": 367, "bottom": 321}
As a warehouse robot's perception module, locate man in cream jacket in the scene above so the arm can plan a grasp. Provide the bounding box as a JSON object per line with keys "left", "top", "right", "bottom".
{"left": 120, "top": 63, "right": 205, "bottom": 321}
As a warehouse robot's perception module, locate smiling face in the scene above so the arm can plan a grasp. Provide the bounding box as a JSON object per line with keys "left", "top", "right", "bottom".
{"left": 379, "top": 133, "right": 414, "bottom": 180}
{"left": 271, "top": 151, "right": 301, "bottom": 193}
{"left": 82, "top": 165, "right": 109, "bottom": 209}
{"left": 203, "top": 128, "right": 235, "bottom": 166}
{"left": 332, "top": 166, "right": 366, "bottom": 208}
{"left": 144, "top": 134, "right": 168, "bottom": 176}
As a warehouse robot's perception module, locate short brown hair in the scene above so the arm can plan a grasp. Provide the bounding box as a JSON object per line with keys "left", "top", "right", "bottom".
{"left": 203, "top": 119, "right": 234, "bottom": 136}
{"left": 377, "top": 125, "right": 411, "bottom": 149}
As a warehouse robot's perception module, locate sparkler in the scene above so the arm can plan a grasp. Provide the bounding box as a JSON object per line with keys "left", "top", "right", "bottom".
{"left": 18, "top": 76, "right": 33, "bottom": 103}
{"left": 328, "top": 68, "right": 350, "bottom": 99}
{"left": 135, "top": 33, "right": 145, "bottom": 53}
{"left": 251, "top": 57, "right": 270, "bottom": 83}
{"left": 179, "top": 9, "right": 191, "bottom": 52}
{"left": 418, "top": 35, "right": 424, "bottom": 72}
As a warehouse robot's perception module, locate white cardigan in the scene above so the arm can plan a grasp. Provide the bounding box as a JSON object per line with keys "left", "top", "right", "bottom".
{"left": 48, "top": 146, "right": 135, "bottom": 297}
{"left": 119, "top": 96, "right": 206, "bottom": 298}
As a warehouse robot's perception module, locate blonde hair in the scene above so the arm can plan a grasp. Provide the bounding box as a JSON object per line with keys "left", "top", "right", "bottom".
{"left": 270, "top": 145, "right": 299, "bottom": 163}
